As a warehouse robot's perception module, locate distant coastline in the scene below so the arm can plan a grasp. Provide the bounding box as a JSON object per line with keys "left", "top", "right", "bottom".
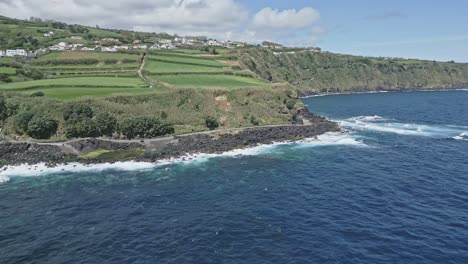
{"left": 300, "top": 88, "right": 468, "bottom": 98}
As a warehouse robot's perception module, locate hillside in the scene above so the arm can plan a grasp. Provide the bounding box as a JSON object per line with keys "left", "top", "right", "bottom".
{"left": 239, "top": 47, "right": 468, "bottom": 93}
{"left": 0, "top": 15, "right": 173, "bottom": 50}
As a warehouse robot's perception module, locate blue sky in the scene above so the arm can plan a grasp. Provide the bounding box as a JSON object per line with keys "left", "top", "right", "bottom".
{"left": 240, "top": 0, "right": 468, "bottom": 62}
{"left": 2, "top": 0, "right": 467, "bottom": 62}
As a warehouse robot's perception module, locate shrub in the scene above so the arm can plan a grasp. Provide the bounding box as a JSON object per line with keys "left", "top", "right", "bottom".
{"left": 119, "top": 116, "right": 174, "bottom": 139}
{"left": 65, "top": 119, "right": 99, "bottom": 138}
{"left": 94, "top": 112, "right": 117, "bottom": 137}
{"left": 286, "top": 100, "right": 296, "bottom": 110}
{"left": 0, "top": 73, "right": 12, "bottom": 83}
{"left": 63, "top": 102, "right": 94, "bottom": 122}
{"left": 205, "top": 116, "right": 219, "bottom": 130}
{"left": 0, "top": 96, "right": 7, "bottom": 121}
{"left": 27, "top": 115, "right": 58, "bottom": 139}
{"left": 16, "top": 66, "right": 44, "bottom": 80}
{"left": 30, "top": 91, "right": 45, "bottom": 97}
{"left": 14, "top": 111, "right": 34, "bottom": 132}
{"left": 250, "top": 115, "right": 260, "bottom": 126}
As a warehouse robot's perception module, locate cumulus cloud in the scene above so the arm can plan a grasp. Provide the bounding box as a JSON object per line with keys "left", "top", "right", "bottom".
{"left": 0, "top": 0, "right": 324, "bottom": 46}
{"left": 252, "top": 7, "right": 320, "bottom": 29}
{"left": 0, "top": 0, "right": 249, "bottom": 35}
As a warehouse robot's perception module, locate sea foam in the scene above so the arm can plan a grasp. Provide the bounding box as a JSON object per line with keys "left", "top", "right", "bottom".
{"left": 339, "top": 115, "right": 467, "bottom": 137}
{"left": 452, "top": 132, "right": 468, "bottom": 141}
{"left": 0, "top": 132, "right": 364, "bottom": 181}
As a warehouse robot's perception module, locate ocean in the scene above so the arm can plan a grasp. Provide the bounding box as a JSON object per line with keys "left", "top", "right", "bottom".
{"left": 1, "top": 90, "right": 467, "bottom": 263}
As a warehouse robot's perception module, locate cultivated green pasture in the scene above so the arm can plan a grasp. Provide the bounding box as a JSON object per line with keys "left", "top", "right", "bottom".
{"left": 20, "top": 87, "right": 160, "bottom": 100}
{"left": 145, "top": 60, "right": 225, "bottom": 74}
{"left": 156, "top": 74, "right": 270, "bottom": 89}
{"left": 37, "top": 63, "right": 139, "bottom": 71}
{"left": 148, "top": 54, "right": 225, "bottom": 67}
{"left": 0, "top": 77, "right": 145, "bottom": 90}
{"left": 37, "top": 51, "right": 140, "bottom": 61}
{"left": 0, "top": 67, "right": 16, "bottom": 74}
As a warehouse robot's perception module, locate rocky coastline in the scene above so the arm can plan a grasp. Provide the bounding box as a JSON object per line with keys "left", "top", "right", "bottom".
{"left": 299, "top": 87, "right": 468, "bottom": 98}
{"left": 0, "top": 115, "right": 339, "bottom": 168}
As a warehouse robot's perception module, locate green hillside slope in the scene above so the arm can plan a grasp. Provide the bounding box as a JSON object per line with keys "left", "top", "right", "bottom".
{"left": 239, "top": 48, "right": 468, "bottom": 93}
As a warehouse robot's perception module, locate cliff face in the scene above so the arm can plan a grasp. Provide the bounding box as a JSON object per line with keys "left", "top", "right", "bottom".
{"left": 239, "top": 48, "right": 468, "bottom": 93}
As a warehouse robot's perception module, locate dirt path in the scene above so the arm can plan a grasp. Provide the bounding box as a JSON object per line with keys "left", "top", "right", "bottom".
{"left": 137, "top": 52, "right": 147, "bottom": 81}
{"left": 17, "top": 122, "right": 311, "bottom": 149}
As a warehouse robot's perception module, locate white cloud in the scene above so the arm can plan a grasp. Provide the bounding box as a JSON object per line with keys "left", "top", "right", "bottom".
{"left": 0, "top": 0, "right": 248, "bottom": 36}
{"left": 0, "top": 1, "right": 324, "bottom": 46}
{"left": 252, "top": 7, "right": 320, "bottom": 29}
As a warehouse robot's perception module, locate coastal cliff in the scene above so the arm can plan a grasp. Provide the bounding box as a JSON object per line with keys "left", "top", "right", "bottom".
{"left": 239, "top": 47, "right": 468, "bottom": 93}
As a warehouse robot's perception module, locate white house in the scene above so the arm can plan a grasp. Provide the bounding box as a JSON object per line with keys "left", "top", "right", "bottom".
{"left": 70, "top": 36, "right": 83, "bottom": 40}
{"left": 6, "top": 49, "right": 27, "bottom": 57}
{"left": 0, "top": 50, "right": 5, "bottom": 57}
{"left": 44, "top": 31, "right": 54, "bottom": 37}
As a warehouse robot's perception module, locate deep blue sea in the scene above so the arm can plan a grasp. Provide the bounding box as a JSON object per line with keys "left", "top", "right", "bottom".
{"left": 1, "top": 90, "right": 467, "bottom": 264}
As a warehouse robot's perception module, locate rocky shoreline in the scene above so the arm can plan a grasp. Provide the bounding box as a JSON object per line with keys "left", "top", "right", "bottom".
{"left": 299, "top": 87, "right": 468, "bottom": 98}
{"left": 0, "top": 115, "right": 339, "bottom": 168}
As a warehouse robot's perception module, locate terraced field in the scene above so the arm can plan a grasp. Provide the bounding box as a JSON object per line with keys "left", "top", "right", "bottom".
{"left": 0, "top": 76, "right": 156, "bottom": 99}
{"left": 145, "top": 50, "right": 269, "bottom": 89}
{"left": 37, "top": 51, "right": 140, "bottom": 61}
{"left": 145, "top": 60, "right": 225, "bottom": 74}
{"left": 156, "top": 74, "right": 269, "bottom": 89}
{"left": 0, "top": 49, "right": 271, "bottom": 99}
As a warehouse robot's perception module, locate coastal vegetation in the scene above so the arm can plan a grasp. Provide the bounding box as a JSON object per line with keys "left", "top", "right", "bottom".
{"left": 0, "top": 87, "right": 300, "bottom": 140}
{"left": 239, "top": 48, "right": 468, "bottom": 92}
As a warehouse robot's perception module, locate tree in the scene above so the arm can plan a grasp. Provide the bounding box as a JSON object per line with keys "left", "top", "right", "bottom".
{"left": 119, "top": 116, "right": 174, "bottom": 139}
{"left": 65, "top": 119, "right": 99, "bottom": 138}
{"left": 94, "top": 112, "right": 117, "bottom": 137}
{"left": 286, "top": 100, "right": 296, "bottom": 110}
{"left": 14, "top": 111, "right": 34, "bottom": 132}
{"left": 205, "top": 116, "right": 219, "bottom": 130}
{"left": 0, "top": 96, "right": 7, "bottom": 121}
{"left": 63, "top": 102, "right": 94, "bottom": 122}
{"left": 27, "top": 115, "right": 58, "bottom": 139}
{"left": 0, "top": 74, "right": 12, "bottom": 83}
{"left": 30, "top": 91, "right": 45, "bottom": 97}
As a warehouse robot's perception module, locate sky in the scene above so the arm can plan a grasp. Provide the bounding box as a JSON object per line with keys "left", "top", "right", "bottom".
{"left": 1, "top": 0, "right": 467, "bottom": 62}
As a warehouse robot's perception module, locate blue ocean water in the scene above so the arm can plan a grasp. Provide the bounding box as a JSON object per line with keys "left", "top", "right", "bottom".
{"left": 1, "top": 90, "right": 467, "bottom": 264}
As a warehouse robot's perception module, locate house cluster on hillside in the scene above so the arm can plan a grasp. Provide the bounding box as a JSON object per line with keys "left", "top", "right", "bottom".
{"left": 0, "top": 49, "right": 29, "bottom": 57}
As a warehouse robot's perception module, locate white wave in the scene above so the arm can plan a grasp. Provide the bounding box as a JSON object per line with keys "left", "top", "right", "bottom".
{"left": 0, "top": 175, "right": 10, "bottom": 184}
{"left": 0, "top": 161, "right": 160, "bottom": 179}
{"left": 0, "top": 132, "right": 368, "bottom": 181}
{"left": 339, "top": 116, "right": 466, "bottom": 137}
{"left": 295, "top": 132, "right": 368, "bottom": 148}
{"left": 452, "top": 132, "right": 468, "bottom": 141}
{"left": 347, "top": 115, "right": 387, "bottom": 122}
{"left": 302, "top": 91, "right": 390, "bottom": 98}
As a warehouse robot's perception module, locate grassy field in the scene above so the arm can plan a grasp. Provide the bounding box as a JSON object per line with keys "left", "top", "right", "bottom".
{"left": 37, "top": 51, "right": 140, "bottom": 61}
{"left": 37, "top": 64, "right": 139, "bottom": 71}
{"left": 148, "top": 54, "right": 225, "bottom": 67}
{"left": 0, "top": 67, "right": 16, "bottom": 74}
{"left": 0, "top": 77, "right": 145, "bottom": 89}
{"left": 21, "top": 87, "right": 160, "bottom": 100}
{"left": 156, "top": 74, "right": 269, "bottom": 89}
{"left": 145, "top": 60, "right": 225, "bottom": 74}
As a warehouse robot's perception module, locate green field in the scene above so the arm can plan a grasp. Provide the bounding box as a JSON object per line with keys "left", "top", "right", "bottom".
{"left": 145, "top": 60, "right": 225, "bottom": 74}
{"left": 0, "top": 75, "right": 159, "bottom": 99}
{"left": 21, "top": 87, "right": 160, "bottom": 100}
{"left": 0, "top": 67, "right": 16, "bottom": 74}
{"left": 37, "top": 51, "right": 140, "bottom": 61}
{"left": 148, "top": 54, "right": 224, "bottom": 67}
{"left": 156, "top": 74, "right": 269, "bottom": 89}
{"left": 37, "top": 64, "right": 139, "bottom": 71}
